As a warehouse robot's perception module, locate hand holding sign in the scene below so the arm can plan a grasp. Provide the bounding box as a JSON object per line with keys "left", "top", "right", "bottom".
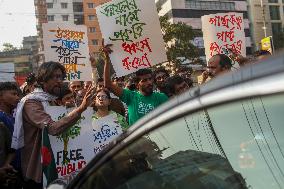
{"left": 78, "top": 85, "right": 96, "bottom": 113}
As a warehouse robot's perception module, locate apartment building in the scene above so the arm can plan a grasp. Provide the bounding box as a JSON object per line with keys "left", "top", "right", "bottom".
{"left": 83, "top": 0, "right": 110, "bottom": 56}
{"left": 248, "top": 0, "right": 284, "bottom": 50}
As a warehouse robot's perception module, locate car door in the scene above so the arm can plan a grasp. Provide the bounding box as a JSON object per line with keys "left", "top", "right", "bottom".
{"left": 67, "top": 55, "right": 284, "bottom": 189}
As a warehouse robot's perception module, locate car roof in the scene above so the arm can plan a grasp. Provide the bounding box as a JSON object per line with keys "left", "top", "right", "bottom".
{"left": 67, "top": 52, "right": 284, "bottom": 189}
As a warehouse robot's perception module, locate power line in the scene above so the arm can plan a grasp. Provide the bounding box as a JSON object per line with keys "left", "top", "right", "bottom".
{"left": 242, "top": 102, "right": 282, "bottom": 189}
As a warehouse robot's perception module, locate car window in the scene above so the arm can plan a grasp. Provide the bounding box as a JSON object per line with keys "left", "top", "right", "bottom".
{"left": 80, "top": 93, "right": 284, "bottom": 189}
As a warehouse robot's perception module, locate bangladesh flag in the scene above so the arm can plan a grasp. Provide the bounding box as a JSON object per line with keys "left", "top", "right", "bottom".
{"left": 42, "top": 127, "right": 58, "bottom": 185}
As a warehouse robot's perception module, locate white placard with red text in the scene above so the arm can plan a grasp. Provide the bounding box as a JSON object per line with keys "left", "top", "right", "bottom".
{"left": 96, "top": 0, "right": 167, "bottom": 77}
{"left": 201, "top": 13, "right": 246, "bottom": 62}
{"left": 43, "top": 23, "right": 92, "bottom": 81}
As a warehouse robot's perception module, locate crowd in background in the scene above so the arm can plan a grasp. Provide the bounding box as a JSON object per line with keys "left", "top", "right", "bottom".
{"left": 0, "top": 47, "right": 272, "bottom": 189}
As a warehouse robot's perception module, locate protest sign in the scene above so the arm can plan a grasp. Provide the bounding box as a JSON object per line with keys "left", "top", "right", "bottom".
{"left": 43, "top": 23, "right": 92, "bottom": 81}
{"left": 201, "top": 13, "right": 246, "bottom": 62}
{"left": 96, "top": 0, "right": 167, "bottom": 77}
{"left": 92, "top": 113, "right": 123, "bottom": 155}
{"left": 43, "top": 107, "right": 124, "bottom": 184}
{"left": 0, "top": 63, "right": 15, "bottom": 82}
{"left": 45, "top": 107, "right": 94, "bottom": 179}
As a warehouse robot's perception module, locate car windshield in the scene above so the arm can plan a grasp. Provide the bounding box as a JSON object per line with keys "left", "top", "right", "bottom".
{"left": 79, "top": 92, "right": 284, "bottom": 189}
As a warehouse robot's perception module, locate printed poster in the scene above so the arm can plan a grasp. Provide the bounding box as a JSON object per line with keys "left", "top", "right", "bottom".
{"left": 43, "top": 23, "right": 92, "bottom": 81}
{"left": 201, "top": 12, "right": 246, "bottom": 62}
{"left": 96, "top": 0, "right": 167, "bottom": 77}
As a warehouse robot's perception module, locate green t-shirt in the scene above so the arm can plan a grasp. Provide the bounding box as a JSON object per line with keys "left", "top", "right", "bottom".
{"left": 120, "top": 89, "right": 168, "bottom": 126}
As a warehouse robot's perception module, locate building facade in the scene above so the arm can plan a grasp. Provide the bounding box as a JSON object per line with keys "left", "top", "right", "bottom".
{"left": 248, "top": 0, "right": 284, "bottom": 50}
{"left": 83, "top": 0, "right": 110, "bottom": 56}
{"left": 156, "top": 0, "right": 253, "bottom": 56}
{"left": 34, "top": 0, "right": 84, "bottom": 64}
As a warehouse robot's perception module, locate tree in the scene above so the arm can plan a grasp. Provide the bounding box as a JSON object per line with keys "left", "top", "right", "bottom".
{"left": 2, "top": 43, "right": 18, "bottom": 52}
{"left": 159, "top": 15, "right": 200, "bottom": 71}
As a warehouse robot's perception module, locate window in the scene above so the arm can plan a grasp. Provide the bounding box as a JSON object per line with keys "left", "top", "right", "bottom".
{"left": 74, "top": 14, "right": 84, "bottom": 25}
{"left": 62, "top": 15, "right": 69, "bottom": 21}
{"left": 79, "top": 92, "right": 284, "bottom": 189}
{"left": 47, "top": 15, "right": 54, "bottom": 21}
{"left": 185, "top": 0, "right": 235, "bottom": 10}
{"left": 88, "top": 3, "right": 95, "bottom": 8}
{"left": 46, "top": 3, "right": 53, "bottom": 9}
{"left": 269, "top": 6, "right": 280, "bottom": 20}
{"left": 73, "top": 2, "right": 83, "bottom": 12}
{"left": 61, "top": 3, "right": 68, "bottom": 9}
{"left": 272, "top": 23, "right": 282, "bottom": 35}
{"left": 88, "top": 15, "right": 96, "bottom": 21}
{"left": 89, "top": 27, "right": 96, "bottom": 33}
{"left": 92, "top": 39, "right": 98, "bottom": 45}
{"left": 268, "top": 0, "right": 278, "bottom": 3}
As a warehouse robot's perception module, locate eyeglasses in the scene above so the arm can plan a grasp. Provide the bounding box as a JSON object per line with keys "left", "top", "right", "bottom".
{"left": 96, "top": 95, "right": 109, "bottom": 100}
{"left": 51, "top": 74, "right": 65, "bottom": 81}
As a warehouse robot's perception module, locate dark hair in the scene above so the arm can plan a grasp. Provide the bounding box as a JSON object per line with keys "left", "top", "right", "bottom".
{"left": 96, "top": 88, "right": 111, "bottom": 99}
{"left": 36, "top": 61, "right": 66, "bottom": 85}
{"left": 135, "top": 68, "right": 152, "bottom": 82}
{"left": 166, "top": 76, "right": 185, "bottom": 95}
{"left": 215, "top": 54, "right": 232, "bottom": 68}
{"left": 254, "top": 50, "right": 271, "bottom": 57}
{"left": 0, "top": 82, "right": 19, "bottom": 95}
{"left": 97, "top": 78, "right": 104, "bottom": 83}
{"left": 26, "top": 73, "right": 36, "bottom": 85}
{"left": 154, "top": 68, "right": 169, "bottom": 77}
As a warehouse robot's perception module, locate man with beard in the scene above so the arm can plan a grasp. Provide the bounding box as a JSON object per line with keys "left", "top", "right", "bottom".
{"left": 12, "top": 61, "right": 94, "bottom": 189}
{"left": 153, "top": 67, "right": 169, "bottom": 94}
{"left": 103, "top": 45, "right": 168, "bottom": 126}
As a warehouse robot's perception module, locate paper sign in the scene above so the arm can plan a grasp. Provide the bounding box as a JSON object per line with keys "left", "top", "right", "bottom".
{"left": 92, "top": 113, "right": 123, "bottom": 155}
{"left": 96, "top": 0, "right": 167, "bottom": 77}
{"left": 46, "top": 107, "right": 94, "bottom": 178}
{"left": 43, "top": 23, "right": 92, "bottom": 81}
{"left": 44, "top": 107, "right": 123, "bottom": 181}
{"left": 201, "top": 13, "right": 246, "bottom": 62}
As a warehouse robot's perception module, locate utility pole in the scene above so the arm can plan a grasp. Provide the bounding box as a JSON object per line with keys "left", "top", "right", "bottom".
{"left": 260, "top": 0, "right": 267, "bottom": 37}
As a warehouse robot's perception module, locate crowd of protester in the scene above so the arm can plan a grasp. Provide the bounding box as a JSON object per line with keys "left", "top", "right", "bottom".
{"left": 0, "top": 46, "right": 271, "bottom": 188}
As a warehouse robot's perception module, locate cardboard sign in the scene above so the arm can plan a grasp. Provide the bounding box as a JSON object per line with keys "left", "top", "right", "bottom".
{"left": 96, "top": 0, "right": 167, "bottom": 77}
{"left": 201, "top": 13, "right": 246, "bottom": 62}
{"left": 43, "top": 23, "right": 92, "bottom": 81}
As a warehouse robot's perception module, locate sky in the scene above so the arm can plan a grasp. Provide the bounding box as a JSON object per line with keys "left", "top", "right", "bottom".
{"left": 0, "top": 0, "right": 37, "bottom": 50}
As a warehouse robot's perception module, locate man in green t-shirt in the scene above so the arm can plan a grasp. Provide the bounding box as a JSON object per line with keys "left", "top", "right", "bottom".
{"left": 102, "top": 44, "right": 168, "bottom": 126}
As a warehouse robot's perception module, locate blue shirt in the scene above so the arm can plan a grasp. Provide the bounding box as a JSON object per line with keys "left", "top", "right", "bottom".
{"left": 0, "top": 111, "right": 21, "bottom": 171}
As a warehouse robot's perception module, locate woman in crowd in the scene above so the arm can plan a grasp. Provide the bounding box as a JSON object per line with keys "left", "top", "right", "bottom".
{"left": 92, "top": 89, "right": 129, "bottom": 130}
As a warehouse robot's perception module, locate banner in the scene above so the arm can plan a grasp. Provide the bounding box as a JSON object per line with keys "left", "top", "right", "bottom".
{"left": 201, "top": 13, "right": 246, "bottom": 62}
{"left": 96, "top": 0, "right": 167, "bottom": 77}
{"left": 44, "top": 107, "right": 123, "bottom": 183}
{"left": 43, "top": 23, "right": 92, "bottom": 81}
{"left": 0, "top": 63, "right": 15, "bottom": 82}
